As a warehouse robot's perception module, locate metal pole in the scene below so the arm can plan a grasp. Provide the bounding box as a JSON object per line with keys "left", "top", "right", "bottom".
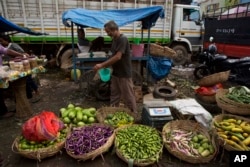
{"left": 71, "top": 22, "right": 76, "bottom": 82}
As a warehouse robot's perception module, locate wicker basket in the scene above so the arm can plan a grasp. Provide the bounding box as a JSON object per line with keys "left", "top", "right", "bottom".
{"left": 196, "top": 93, "right": 216, "bottom": 104}
{"left": 12, "top": 128, "right": 68, "bottom": 162}
{"left": 96, "top": 106, "right": 137, "bottom": 127}
{"left": 198, "top": 70, "right": 230, "bottom": 87}
{"left": 115, "top": 124, "right": 163, "bottom": 166}
{"left": 211, "top": 114, "right": 250, "bottom": 151}
{"left": 194, "top": 94, "right": 221, "bottom": 114}
{"left": 65, "top": 123, "right": 115, "bottom": 161}
{"left": 216, "top": 89, "right": 250, "bottom": 115}
{"left": 149, "top": 43, "right": 177, "bottom": 59}
{"left": 162, "top": 120, "right": 218, "bottom": 164}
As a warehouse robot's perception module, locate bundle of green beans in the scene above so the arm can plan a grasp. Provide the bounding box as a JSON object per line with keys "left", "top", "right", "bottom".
{"left": 115, "top": 125, "right": 163, "bottom": 161}
{"left": 226, "top": 86, "right": 250, "bottom": 104}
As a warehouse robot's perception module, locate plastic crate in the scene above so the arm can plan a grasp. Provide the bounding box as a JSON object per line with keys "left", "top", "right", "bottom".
{"left": 141, "top": 105, "right": 174, "bottom": 130}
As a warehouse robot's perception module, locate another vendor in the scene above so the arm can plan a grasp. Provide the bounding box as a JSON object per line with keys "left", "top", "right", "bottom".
{"left": 77, "top": 27, "right": 104, "bottom": 53}
{"left": 0, "top": 44, "right": 27, "bottom": 118}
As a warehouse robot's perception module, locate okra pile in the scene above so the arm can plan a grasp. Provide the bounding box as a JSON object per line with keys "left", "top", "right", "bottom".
{"left": 115, "top": 125, "right": 162, "bottom": 161}
{"left": 226, "top": 86, "right": 250, "bottom": 104}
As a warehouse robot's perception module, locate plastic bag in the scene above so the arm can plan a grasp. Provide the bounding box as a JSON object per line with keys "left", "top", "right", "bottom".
{"left": 148, "top": 56, "right": 172, "bottom": 80}
{"left": 22, "top": 111, "right": 64, "bottom": 142}
{"left": 195, "top": 83, "right": 223, "bottom": 95}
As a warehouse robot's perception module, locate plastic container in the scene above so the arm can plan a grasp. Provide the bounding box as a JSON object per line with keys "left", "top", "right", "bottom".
{"left": 14, "top": 59, "right": 24, "bottom": 72}
{"left": 22, "top": 58, "right": 31, "bottom": 71}
{"left": 133, "top": 38, "right": 140, "bottom": 44}
{"left": 77, "top": 52, "right": 90, "bottom": 58}
{"left": 131, "top": 44, "right": 144, "bottom": 57}
{"left": 9, "top": 60, "right": 15, "bottom": 70}
{"left": 98, "top": 68, "right": 111, "bottom": 82}
{"left": 29, "top": 56, "right": 38, "bottom": 69}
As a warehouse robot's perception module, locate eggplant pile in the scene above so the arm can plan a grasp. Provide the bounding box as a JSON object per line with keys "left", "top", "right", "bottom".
{"left": 65, "top": 124, "right": 114, "bottom": 155}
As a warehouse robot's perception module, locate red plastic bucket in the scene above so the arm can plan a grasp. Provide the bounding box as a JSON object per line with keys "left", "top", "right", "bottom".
{"left": 132, "top": 44, "right": 144, "bottom": 57}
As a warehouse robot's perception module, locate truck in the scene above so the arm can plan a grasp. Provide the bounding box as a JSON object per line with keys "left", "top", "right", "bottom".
{"left": 0, "top": 0, "right": 203, "bottom": 67}
{"left": 203, "top": 2, "right": 250, "bottom": 58}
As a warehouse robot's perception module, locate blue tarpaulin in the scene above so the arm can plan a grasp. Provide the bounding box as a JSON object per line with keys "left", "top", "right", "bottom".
{"left": 62, "top": 6, "right": 164, "bottom": 29}
{"left": 0, "top": 16, "right": 47, "bottom": 35}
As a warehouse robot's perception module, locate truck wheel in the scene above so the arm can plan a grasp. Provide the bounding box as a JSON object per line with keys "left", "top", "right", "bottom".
{"left": 60, "top": 48, "right": 79, "bottom": 69}
{"left": 172, "top": 45, "right": 188, "bottom": 66}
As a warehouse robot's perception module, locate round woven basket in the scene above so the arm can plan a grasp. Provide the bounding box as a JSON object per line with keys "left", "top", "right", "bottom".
{"left": 65, "top": 123, "right": 115, "bottom": 161}
{"left": 195, "top": 94, "right": 221, "bottom": 114}
{"left": 196, "top": 93, "right": 216, "bottom": 104}
{"left": 162, "top": 120, "right": 218, "bottom": 164}
{"left": 115, "top": 124, "right": 163, "bottom": 167}
{"left": 216, "top": 89, "right": 250, "bottom": 115}
{"left": 198, "top": 70, "right": 230, "bottom": 87}
{"left": 12, "top": 133, "right": 67, "bottom": 162}
{"left": 211, "top": 114, "right": 250, "bottom": 151}
{"left": 149, "top": 43, "right": 177, "bottom": 59}
{"left": 96, "top": 106, "right": 137, "bottom": 127}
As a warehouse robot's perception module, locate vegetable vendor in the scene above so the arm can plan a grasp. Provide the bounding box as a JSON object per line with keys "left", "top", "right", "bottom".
{"left": 93, "top": 20, "right": 137, "bottom": 113}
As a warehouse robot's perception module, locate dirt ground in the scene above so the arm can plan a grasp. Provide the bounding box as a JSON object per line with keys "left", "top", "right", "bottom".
{"left": 0, "top": 66, "right": 231, "bottom": 167}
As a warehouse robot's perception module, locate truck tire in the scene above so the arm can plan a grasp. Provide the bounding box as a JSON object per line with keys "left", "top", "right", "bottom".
{"left": 60, "top": 48, "right": 79, "bottom": 69}
{"left": 172, "top": 45, "right": 188, "bottom": 66}
{"left": 153, "top": 86, "right": 176, "bottom": 100}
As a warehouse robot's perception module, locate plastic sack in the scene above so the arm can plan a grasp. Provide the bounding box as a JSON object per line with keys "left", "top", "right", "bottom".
{"left": 148, "top": 56, "right": 172, "bottom": 80}
{"left": 195, "top": 83, "right": 223, "bottom": 95}
{"left": 22, "top": 111, "right": 64, "bottom": 142}
{"left": 169, "top": 98, "right": 213, "bottom": 128}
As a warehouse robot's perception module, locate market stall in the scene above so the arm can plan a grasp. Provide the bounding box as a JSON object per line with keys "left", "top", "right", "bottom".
{"left": 61, "top": 6, "right": 165, "bottom": 81}
{"left": 0, "top": 66, "right": 46, "bottom": 119}
{"left": 0, "top": 16, "right": 48, "bottom": 119}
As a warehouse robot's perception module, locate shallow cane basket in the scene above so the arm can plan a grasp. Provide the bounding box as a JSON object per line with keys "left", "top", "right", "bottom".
{"left": 96, "top": 106, "right": 137, "bottom": 127}
{"left": 149, "top": 43, "right": 177, "bottom": 59}
{"left": 65, "top": 123, "right": 115, "bottom": 161}
{"left": 198, "top": 70, "right": 230, "bottom": 87}
{"left": 12, "top": 127, "right": 70, "bottom": 161}
{"left": 196, "top": 93, "right": 216, "bottom": 104}
{"left": 115, "top": 124, "right": 163, "bottom": 167}
{"left": 162, "top": 120, "right": 218, "bottom": 164}
{"left": 211, "top": 114, "right": 250, "bottom": 151}
{"left": 215, "top": 89, "right": 250, "bottom": 115}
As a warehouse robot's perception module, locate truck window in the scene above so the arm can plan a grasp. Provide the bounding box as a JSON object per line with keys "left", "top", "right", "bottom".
{"left": 183, "top": 8, "right": 200, "bottom": 21}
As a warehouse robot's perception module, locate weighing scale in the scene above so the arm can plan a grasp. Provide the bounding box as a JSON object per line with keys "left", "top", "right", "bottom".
{"left": 141, "top": 102, "right": 174, "bottom": 129}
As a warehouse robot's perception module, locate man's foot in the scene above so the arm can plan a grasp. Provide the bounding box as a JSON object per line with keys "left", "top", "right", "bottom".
{"left": 0, "top": 112, "right": 14, "bottom": 118}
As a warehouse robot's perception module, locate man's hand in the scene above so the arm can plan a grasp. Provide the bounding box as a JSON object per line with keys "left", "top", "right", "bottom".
{"left": 93, "top": 63, "right": 103, "bottom": 71}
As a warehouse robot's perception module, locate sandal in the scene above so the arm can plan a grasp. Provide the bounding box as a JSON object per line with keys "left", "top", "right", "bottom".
{"left": 29, "top": 95, "right": 41, "bottom": 103}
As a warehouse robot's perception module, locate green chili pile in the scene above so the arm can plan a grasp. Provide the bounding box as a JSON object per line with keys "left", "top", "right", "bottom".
{"left": 115, "top": 125, "right": 162, "bottom": 161}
